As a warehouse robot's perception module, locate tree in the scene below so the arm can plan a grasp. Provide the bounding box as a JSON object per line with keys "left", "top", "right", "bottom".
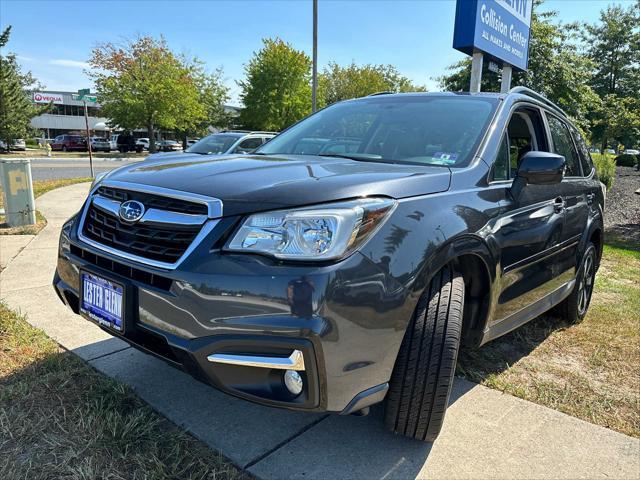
{"left": 239, "top": 38, "right": 312, "bottom": 131}
{"left": 89, "top": 36, "right": 205, "bottom": 152}
{"left": 319, "top": 62, "right": 426, "bottom": 107}
{"left": 0, "top": 26, "right": 45, "bottom": 146}
{"left": 438, "top": 4, "right": 598, "bottom": 131}
{"left": 176, "top": 62, "right": 230, "bottom": 147}
{"left": 583, "top": 4, "right": 640, "bottom": 149}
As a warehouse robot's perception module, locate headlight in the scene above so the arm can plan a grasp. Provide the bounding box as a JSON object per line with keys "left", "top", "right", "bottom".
{"left": 90, "top": 171, "right": 109, "bottom": 190}
{"left": 227, "top": 198, "right": 396, "bottom": 261}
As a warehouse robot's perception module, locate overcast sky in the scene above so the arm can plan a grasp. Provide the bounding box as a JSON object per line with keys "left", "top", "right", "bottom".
{"left": 1, "top": 0, "right": 625, "bottom": 104}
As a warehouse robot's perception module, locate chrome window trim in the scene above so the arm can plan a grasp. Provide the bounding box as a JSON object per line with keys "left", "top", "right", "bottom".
{"left": 77, "top": 180, "right": 223, "bottom": 270}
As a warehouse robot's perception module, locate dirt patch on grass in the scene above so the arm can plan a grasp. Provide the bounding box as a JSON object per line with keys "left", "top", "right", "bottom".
{"left": 457, "top": 244, "right": 640, "bottom": 438}
{"left": 0, "top": 303, "right": 245, "bottom": 479}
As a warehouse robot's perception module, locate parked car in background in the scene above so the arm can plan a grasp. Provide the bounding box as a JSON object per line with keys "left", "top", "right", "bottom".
{"left": 110, "top": 134, "right": 119, "bottom": 151}
{"left": 588, "top": 147, "right": 600, "bottom": 154}
{"left": 55, "top": 88, "right": 605, "bottom": 443}
{"left": 186, "top": 138, "right": 199, "bottom": 148}
{"left": 116, "top": 134, "right": 143, "bottom": 153}
{"left": 604, "top": 148, "right": 616, "bottom": 155}
{"left": 90, "top": 137, "right": 111, "bottom": 152}
{"left": 623, "top": 149, "right": 639, "bottom": 155}
{"left": 50, "top": 135, "right": 87, "bottom": 152}
{"left": 0, "top": 139, "right": 26, "bottom": 151}
{"left": 185, "top": 131, "right": 276, "bottom": 156}
{"left": 158, "top": 140, "right": 182, "bottom": 152}
{"left": 135, "top": 138, "right": 150, "bottom": 151}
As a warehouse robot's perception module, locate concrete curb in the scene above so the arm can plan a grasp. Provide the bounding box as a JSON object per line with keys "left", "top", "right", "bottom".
{"left": 1, "top": 183, "right": 639, "bottom": 479}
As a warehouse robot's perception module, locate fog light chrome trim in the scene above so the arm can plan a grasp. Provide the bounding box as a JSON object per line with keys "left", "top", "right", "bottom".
{"left": 207, "top": 350, "right": 306, "bottom": 371}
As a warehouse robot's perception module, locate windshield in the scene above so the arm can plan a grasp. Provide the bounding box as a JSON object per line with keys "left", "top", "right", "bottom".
{"left": 257, "top": 95, "right": 499, "bottom": 167}
{"left": 186, "top": 134, "right": 242, "bottom": 154}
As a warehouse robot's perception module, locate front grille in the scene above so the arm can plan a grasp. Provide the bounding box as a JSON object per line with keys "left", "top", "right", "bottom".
{"left": 70, "top": 244, "right": 172, "bottom": 291}
{"left": 82, "top": 203, "right": 201, "bottom": 264}
{"left": 97, "top": 186, "right": 208, "bottom": 215}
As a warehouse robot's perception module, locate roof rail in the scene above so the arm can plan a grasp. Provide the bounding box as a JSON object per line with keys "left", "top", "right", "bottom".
{"left": 508, "top": 86, "right": 567, "bottom": 116}
{"left": 367, "top": 91, "right": 394, "bottom": 96}
{"left": 219, "top": 130, "right": 278, "bottom": 134}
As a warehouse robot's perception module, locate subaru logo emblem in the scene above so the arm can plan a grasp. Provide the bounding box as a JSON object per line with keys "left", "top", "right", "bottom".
{"left": 119, "top": 200, "right": 145, "bottom": 223}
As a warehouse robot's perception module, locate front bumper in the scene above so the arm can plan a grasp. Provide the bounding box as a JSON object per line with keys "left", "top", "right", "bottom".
{"left": 54, "top": 219, "right": 409, "bottom": 413}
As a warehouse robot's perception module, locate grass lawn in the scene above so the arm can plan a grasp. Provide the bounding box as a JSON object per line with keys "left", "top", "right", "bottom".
{"left": 458, "top": 243, "right": 640, "bottom": 438}
{"left": 0, "top": 302, "right": 244, "bottom": 480}
{"left": 0, "top": 177, "right": 92, "bottom": 235}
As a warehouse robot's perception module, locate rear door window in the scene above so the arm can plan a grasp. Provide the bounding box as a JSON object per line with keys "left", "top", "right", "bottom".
{"left": 569, "top": 125, "right": 593, "bottom": 176}
{"left": 546, "top": 114, "right": 582, "bottom": 177}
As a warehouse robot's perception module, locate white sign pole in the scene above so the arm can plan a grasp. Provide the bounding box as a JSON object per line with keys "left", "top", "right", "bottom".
{"left": 470, "top": 51, "right": 483, "bottom": 93}
{"left": 501, "top": 64, "right": 513, "bottom": 93}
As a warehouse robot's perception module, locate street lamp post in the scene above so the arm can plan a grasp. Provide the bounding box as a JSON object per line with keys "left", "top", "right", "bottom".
{"left": 312, "top": 0, "right": 318, "bottom": 112}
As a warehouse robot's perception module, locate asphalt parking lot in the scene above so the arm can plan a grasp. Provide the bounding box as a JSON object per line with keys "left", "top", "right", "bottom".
{"left": 26, "top": 157, "right": 143, "bottom": 181}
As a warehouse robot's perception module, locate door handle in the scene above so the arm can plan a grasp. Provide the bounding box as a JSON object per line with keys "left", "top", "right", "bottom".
{"left": 554, "top": 197, "right": 565, "bottom": 213}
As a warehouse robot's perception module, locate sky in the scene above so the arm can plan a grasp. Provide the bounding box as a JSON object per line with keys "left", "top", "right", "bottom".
{"left": 0, "top": 0, "right": 629, "bottom": 105}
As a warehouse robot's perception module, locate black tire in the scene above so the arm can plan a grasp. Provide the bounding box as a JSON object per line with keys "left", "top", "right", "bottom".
{"left": 384, "top": 264, "right": 464, "bottom": 442}
{"left": 556, "top": 242, "right": 597, "bottom": 324}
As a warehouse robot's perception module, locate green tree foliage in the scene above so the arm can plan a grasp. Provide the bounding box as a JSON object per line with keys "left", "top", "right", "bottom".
{"left": 176, "top": 62, "right": 230, "bottom": 147}
{"left": 238, "top": 38, "right": 312, "bottom": 131}
{"left": 0, "top": 26, "right": 45, "bottom": 146}
{"left": 319, "top": 62, "right": 426, "bottom": 107}
{"left": 438, "top": 6, "right": 598, "bottom": 131}
{"left": 583, "top": 4, "right": 640, "bottom": 150}
{"left": 89, "top": 36, "right": 205, "bottom": 152}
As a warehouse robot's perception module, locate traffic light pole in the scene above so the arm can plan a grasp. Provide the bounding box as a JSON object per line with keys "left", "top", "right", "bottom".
{"left": 83, "top": 100, "right": 94, "bottom": 177}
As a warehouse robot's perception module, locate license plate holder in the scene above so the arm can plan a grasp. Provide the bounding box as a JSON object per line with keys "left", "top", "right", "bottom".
{"left": 80, "top": 271, "right": 126, "bottom": 333}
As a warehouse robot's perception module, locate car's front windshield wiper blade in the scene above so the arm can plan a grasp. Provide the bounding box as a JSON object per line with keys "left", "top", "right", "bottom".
{"left": 317, "top": 153, "right": 385, "bottom": 163}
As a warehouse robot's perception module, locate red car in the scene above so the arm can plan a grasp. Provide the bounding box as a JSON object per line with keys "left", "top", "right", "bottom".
{"left": 50, "top": 134, "right": 87, "bottom": 152}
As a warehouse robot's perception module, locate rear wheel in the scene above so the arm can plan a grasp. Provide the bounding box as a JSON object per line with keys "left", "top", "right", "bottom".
{"left": 557, "top": 242, "right": 597, "bottom": 324}
{"left": 384, "top": 264, "right": 464, "bottom": 442}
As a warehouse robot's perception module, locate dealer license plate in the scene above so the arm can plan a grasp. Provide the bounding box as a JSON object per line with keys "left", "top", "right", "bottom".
{"left": 80, "top": 272, "right": 124, "bottom": 332}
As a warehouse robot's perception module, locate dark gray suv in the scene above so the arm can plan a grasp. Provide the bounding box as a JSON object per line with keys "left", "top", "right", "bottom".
{"left": 54, "top": 87, "right": 604, "bottom": 442}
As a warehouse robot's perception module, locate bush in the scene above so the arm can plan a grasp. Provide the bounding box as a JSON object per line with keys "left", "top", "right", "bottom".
{"left": 614, "top": 154, "right": 639, "bottom": 167}
{"left": 593, "top": 153, "right": 616, "bottom": 190}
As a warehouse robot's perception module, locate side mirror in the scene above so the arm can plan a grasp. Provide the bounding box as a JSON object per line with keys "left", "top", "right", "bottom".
{"left": 516, "top": 151, "right": 565, "bottom": 185}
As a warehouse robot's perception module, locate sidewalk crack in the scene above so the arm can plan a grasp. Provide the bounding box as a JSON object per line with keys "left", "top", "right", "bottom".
{"left": 244, "top": 414, "right": 330, "bottom": 469}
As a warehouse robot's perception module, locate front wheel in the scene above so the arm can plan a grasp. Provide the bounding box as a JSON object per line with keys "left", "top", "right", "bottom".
{"left": 557, "top": 242, "right": 597, "bottom": 324}
{"left": 384, "top": 264, "right": 464, "bottom": 442}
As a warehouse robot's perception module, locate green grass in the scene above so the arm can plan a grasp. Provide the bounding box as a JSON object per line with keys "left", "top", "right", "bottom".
{"left": 0, "top": 302, "right": 245, "bottom": 480}
{"left": 457, "top": 244, "right": 640, "bottom": 438}
{"left": 0, "top": 177, "right": 92, "bottom": 235}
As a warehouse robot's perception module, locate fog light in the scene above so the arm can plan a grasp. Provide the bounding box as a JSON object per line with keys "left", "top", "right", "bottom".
{"left": 284, "top": 369, "right": 303, "bottom": 396}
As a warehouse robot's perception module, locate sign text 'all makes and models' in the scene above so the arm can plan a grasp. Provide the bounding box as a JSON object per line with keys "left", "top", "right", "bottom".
{"left": 453, "top": 0, "right": 533, "bottom": 71}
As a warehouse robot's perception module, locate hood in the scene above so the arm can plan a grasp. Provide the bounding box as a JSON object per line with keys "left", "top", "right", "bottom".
{"left": 105, "top": 153, "right": 451, "bottom": 216}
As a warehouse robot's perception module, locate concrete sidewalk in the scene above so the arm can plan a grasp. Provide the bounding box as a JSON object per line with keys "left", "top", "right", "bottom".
{"left": 1, "top": 183, "right": 639, "bottom": 479}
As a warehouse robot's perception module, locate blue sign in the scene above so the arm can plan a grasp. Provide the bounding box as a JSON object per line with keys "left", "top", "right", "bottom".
{"left": 453, "top": 0, "right": 533, "bottom": 71}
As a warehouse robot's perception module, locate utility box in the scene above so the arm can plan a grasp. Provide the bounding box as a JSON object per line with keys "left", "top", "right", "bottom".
{"left": 0, "top": 159, "right": 36, "bottom": 227}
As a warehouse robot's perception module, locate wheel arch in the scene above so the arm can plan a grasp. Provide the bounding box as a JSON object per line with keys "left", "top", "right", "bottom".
{"left": 412, "top": 235, "right": 497, "bottom": 348}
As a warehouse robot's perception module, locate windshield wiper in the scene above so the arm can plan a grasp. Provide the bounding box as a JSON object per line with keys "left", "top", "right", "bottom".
{"left": 317, "top": 153, "right": 385, "bottom": 163}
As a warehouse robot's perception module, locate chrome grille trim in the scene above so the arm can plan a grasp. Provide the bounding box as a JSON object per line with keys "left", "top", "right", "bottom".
{"left": 77, "top": 181, "right": 223, "bottom": 270}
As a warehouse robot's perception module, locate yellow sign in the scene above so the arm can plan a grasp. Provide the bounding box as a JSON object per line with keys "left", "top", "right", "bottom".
{"left": 8, "top": 169, "right": 28, "bottom": 196}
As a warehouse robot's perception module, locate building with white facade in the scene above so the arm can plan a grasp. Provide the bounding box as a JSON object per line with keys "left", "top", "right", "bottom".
{"left": 30, "top": 91, "right": 110, "bottom": 139}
